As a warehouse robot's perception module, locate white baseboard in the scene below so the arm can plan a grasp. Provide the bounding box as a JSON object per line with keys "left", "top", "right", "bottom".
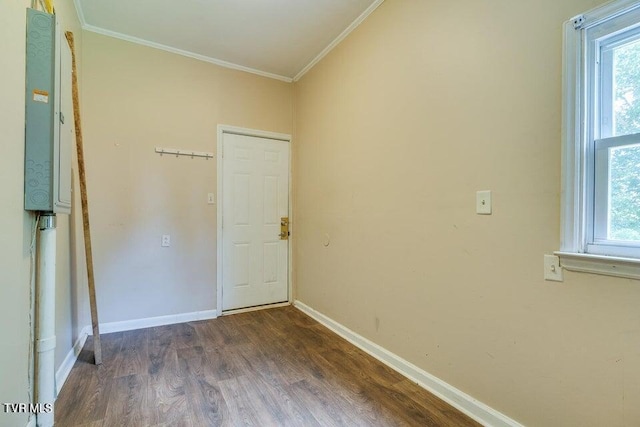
{"left": 55, "top": 325, "right": 91, "bottom": 395}
{"left": 293, "top": 300, "right": 523, "bottom": 427}
{"left": 89, "top": 309, "right": 218, "bottom": 335}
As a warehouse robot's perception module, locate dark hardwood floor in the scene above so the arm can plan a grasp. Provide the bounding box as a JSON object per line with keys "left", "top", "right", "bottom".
{"left": 56, "top": 306, "right": 481, "bottom": 426}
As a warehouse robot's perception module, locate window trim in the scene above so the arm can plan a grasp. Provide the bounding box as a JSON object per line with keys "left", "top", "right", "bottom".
{"left": 554, "top": 251, "right": 640, "bottom": 279}
{"left": 559, "top": 0, "right": 640, "bottom": 279}
{"left": 592, "top": 134, "right": 640, "bottom": 250}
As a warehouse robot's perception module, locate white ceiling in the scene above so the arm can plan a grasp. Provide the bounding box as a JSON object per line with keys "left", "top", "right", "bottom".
{"left": 74, "top": 0, "right": 383, "bottom": 82}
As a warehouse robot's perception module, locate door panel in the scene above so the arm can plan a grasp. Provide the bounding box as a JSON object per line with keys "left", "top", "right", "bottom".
{"left": 222, "top": 133, "right": 289, "bottom": 311}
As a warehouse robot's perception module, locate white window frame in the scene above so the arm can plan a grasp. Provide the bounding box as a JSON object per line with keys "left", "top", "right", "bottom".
{"left": 557, "top": 0, "right": 640, "bottom": 279}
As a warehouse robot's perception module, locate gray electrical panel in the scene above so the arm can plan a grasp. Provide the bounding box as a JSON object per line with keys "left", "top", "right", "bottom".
{"left": 24, "top": 8, "right": 72, "bottom": 214}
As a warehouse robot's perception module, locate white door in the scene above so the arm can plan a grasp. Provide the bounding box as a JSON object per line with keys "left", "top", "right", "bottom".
{"left": 222, "top": 133, "right": 290, "bottom": 311}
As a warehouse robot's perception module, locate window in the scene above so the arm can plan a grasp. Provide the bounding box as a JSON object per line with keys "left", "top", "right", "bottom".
{"left": 559, "top": 0, "right": 640, "bottom": 277}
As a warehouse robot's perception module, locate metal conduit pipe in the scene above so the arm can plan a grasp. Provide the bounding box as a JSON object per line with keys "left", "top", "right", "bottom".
{"left": 36, "top": 213, "right": 56, "bottom": 427}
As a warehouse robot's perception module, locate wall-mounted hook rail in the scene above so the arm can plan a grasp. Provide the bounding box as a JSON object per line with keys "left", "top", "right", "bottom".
{"left": 155, "top": 147, "right": 215, "bottom": 159}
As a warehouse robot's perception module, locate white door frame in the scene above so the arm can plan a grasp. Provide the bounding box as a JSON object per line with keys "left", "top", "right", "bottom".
{"left": 216, "top": 124, "right": 293, "bottom": 316}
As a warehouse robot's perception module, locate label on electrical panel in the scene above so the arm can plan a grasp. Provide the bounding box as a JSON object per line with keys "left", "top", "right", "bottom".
{"left": 33, "top": 89, "right": 49, "bottom": 103}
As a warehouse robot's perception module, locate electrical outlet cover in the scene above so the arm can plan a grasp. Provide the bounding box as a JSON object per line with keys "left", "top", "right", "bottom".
{"left": 476, "top": 190, "right": 492, "bottom": 215}
{"left": 544, "top": 254, "right": 563, "bottom": 282}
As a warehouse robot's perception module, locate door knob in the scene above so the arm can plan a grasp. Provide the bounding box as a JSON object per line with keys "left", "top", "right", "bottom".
{"left": 280, "top": 217, "right": 289, "bottom": 240}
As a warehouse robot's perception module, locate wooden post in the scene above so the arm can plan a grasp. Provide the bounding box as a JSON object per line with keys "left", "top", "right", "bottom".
{"left": 64, "top": 31, "right": 102, "bottom": 365}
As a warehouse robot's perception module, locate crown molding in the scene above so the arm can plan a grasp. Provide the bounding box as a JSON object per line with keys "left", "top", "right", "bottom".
{"left": 72, "top": 0, "right": 385, "bottom": 84}
{"left": 293, "top": 0, "right": 384, "bottom": 82}
{"left": 81, "top": 24, "right": 293, "bottom": 82}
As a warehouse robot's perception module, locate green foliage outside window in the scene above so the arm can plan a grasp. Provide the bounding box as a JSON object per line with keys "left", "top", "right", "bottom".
{"left": 610, "top": 40, "right": 640, "bottom": 241}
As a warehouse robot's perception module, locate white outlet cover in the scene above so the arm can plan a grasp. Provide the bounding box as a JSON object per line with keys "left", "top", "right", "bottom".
{"left": 161, "top": 235, "right": 170, "bottom": 247}
{"left": 544, "top": 254, "right": 563, "bottom": 282}
{"left": 476, "top": 190, "right": 492, "bottom": 215}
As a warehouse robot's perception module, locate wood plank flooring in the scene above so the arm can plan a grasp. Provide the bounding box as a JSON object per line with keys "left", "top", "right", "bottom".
{"left": 56, "top": 306, "right": 481, "bottom": 426}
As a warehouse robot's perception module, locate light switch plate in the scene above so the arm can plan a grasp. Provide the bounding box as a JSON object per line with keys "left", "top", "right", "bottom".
{"left": 476, "top": 190, "right": 492, "bottom": 215}
{"left": 544, "top": 254, "right": 563, "bottom": 282}
{"left": 207, "top": 193, "right": 215, "bottom": 204}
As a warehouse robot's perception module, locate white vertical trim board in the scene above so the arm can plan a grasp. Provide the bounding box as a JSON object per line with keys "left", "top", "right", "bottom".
{"left": 55, "top": 326, "right": 91, "bottom": 395}
{"left": 216, "top": 126, "right": 224, "bottom": 316}
{"left": 26, "top": 416, "right": 36, "bottom": 427}
{"left": 287, "top": 134, "right": 294, "bottom": 306}
{"left": 293, "top": 301, "right": 524, "bottom": 427}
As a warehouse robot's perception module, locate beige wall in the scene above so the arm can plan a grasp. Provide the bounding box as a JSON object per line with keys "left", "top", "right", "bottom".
{"left": 0, "top": 1, "right": 84, "bottom": 426}
{"left": 293, "top": 1, "right": 640, "bottom": 426}
{"left": 0, "top": 3, "right": 35, "bottom": 425}
{"left": 81, "top": 32, "right": 293, "bottom": 323}
{"left": 5, "top": 1, "right": 640, "bottom": 425}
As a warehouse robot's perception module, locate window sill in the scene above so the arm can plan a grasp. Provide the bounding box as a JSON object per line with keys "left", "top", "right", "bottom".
{"left": 555, "top": 251, "right": 640, "bottom": 280}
